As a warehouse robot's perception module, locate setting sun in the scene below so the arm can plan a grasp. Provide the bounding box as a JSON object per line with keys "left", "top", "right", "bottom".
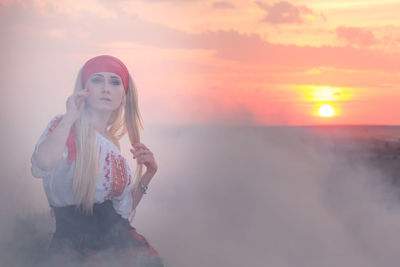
{"left": 318, "top": 104, "right": 335, "bottom": 117}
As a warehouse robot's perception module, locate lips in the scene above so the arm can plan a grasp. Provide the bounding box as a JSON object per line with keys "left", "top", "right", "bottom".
{"left": 100, "top": 97, "right": 111, "bottom": 102}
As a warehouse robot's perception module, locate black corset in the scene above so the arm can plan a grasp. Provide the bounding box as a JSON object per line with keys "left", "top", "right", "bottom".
{"left": 50, "top": 200, "right": 140, "bottom": 254}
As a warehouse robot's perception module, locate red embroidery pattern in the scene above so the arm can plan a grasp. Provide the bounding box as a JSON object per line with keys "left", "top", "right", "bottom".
{"left": 46, "top": 116, "right": 63, "bottom": 136}
{"left": 127, "top": 174, "right": 132, "bottom": 186}
{"left": 103, "top": 151, "right": 128, "bottom": 199}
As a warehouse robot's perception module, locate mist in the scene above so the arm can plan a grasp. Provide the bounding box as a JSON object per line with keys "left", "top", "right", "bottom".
{"left": 2, "top": 123, "right": 400, "bottom": 266}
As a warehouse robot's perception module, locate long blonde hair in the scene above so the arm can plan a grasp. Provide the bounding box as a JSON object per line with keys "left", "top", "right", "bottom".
{"left": 71, "top": 67, "right": 144, "bottom": 213}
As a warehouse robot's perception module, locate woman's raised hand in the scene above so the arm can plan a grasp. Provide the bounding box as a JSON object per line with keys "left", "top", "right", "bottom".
{"left": 130, "top": 143, "right": 158, "bottom": 174}
{"left": 65, "top": 89, "right": 89, "bottom": 122}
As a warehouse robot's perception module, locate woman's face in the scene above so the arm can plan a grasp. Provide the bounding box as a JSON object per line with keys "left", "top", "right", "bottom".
{"left": 84, "top": 72, "right": 125, "bottom": 113}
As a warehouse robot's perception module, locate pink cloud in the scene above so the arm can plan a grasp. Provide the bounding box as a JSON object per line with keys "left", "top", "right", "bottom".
{"left": 212, "top": 1, "right": 234, "bottom": 9}
{"left": 382, "top": 34, "right": 400, "bottom": 47}
{"left": 336, "top": 26, "right": 377, "bottom": 47}
{"left": 137, "top": 0, "right": 204, "bottom": 2}
{"left": 2, "top": 2, "right": 399, "bottom": 74}
{"left": 0, "top": 0, "right": 26, "bottom": 8}
{"left": 255, "top": 1, "right": 319, "bottom": 24}
{"left": 191, "top": 30, "right": 400, "bottom": 72}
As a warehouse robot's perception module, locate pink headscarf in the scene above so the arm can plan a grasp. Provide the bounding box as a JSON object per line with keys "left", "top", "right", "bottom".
{"left": 81, "top": 55, "right": 130, "bottom": 93}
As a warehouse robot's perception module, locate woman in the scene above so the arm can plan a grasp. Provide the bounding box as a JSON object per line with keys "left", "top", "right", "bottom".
{"left": 30, "top": 55, "right": 163, "bottom": 266}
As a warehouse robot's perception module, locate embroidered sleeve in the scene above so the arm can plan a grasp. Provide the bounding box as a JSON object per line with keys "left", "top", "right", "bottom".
{"left": 31, "top": 114, "right": 67, "bottom": 178}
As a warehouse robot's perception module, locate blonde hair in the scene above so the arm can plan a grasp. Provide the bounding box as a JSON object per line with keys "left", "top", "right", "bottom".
{"left": 72, "top": 67, "right": 144, "bottom": 213}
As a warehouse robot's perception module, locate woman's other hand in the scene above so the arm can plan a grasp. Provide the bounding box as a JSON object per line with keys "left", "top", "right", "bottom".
{"left": 130, "top": 143, "right": 158, "bottom": 174}
{"left": 65, "top": 89, "right": 89, "bottom": 122}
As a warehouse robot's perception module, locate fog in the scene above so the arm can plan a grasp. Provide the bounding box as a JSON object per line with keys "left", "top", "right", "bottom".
{"left": 1, "top": 123, "right": 400, "bottom": 266}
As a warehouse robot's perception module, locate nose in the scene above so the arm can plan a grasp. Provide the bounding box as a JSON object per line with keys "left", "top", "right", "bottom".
{"left": 101, "top": 82, "right": 111, "bottom": 94}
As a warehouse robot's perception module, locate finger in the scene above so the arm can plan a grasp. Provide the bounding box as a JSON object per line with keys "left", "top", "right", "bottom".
{"left": 130, "top": 148, "right": 149, "bottom": 157}
{"left": 130, "top": 149, "right": 136, "bottom": 158}
{"left": 131, "top": 145, "right": 148, "bottom": 152}
{"left": 75, "top": 91, "right": 88, "bottom": 95}
{"left": 74, "top": 98, "right": 83, "bottom": 108}
{"left": 78, "top": 101, "right": 85, "bottom": 112}
{"left": 73, "top": 92, "right": 89, "bottom": 101}
{"left": 75, "top": 93, "right": 89, "bottom": 105}
{"left": 133, "top": 149, "right": 152, "bottom": 158}
{"left": 75, "top": 93, "right": 89, "bottom": 97}
{"left": 141, "top": 150, "right": 152, "bottom": 157}
{"left": 74, "top": 92, "right": 88, "bottom": 99}
{"left": 138, "top": 157, "right": 155, "bottom": 166}
{"left": 136, "top": 154, "right": 154, "bottom": 164}
{"left": 137, "top": 157, "right": 150, "bottom": 164}
{"left": 132, "top": 143, "right": 149, "bottom": 150}
{"left": 136, "top": 153, "right": 151, "bottom": 160}
{"left": 77, "top": 88, "right": 89, "bottom": 94}
{"left": 76, "top": 96, "right": 88, "bottom": 105}
{"left": 132, "top": 143, "right": 143, "bottom": 150}
{"left": 132, "top": 147, "right": 150, "bottom": 156}
{"left": 75, "top": 93, "right": 89, "bottom": 100}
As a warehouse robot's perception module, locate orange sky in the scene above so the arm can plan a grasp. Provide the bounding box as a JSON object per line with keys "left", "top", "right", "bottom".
{"left": 1, "top": 0, "right": 400, "bottom": 125}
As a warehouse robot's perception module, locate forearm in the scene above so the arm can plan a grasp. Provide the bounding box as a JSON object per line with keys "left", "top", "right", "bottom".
{"left": 132, "top": 170, "right": 156, "bottom": 210}
{"left": 35, "top": 115, "right": 75, "bottom": 170}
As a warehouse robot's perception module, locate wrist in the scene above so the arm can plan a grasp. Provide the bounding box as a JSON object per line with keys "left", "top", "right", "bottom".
{"left": 145, "top": 168, "right": 157, "bottom": 176}
{"left": 140, "top": 173, "right": 153, "bottom": 186}
{"left": 145, "top": 162, "right": 158, "bottom": 175}
{"left": 139, "top": 182, "right": 148, "bottom": 194}
{"left": 142, "top": 169, "right": 157, "bottom": 181}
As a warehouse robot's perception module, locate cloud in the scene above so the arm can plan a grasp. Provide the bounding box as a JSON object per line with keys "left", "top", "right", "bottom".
{"left": 4, "top": 0, "right": 120, "bottom": 19}
{"left": 383, "top": 35, "right": 400, "bottom": 47}
{"left": 212, "top": 1, "right": 235, "bottom": 9}
{"left": 0, "top": 0, "right": 26, "bottom": 7}
{"left": 83, "top": 15, "right": 399, "bottom": 73}
{"left": 3, "top": 1, "right": 400, "bottom": 74}
{"left": 187, "top": 30, "right": 400, "bottom": 72}
{"left": 139, "top": 0, "right": 205, "bottom": 2}
{"left": 255, "top": 1, "right": 321, "bottom": 24}
{"left": 336, "top": 26, "right": 377, "bottom": 47}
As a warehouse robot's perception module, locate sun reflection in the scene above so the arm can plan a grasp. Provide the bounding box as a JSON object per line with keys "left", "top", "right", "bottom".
{"left": 296, "top": 85, "right": 352, "bottom": 102}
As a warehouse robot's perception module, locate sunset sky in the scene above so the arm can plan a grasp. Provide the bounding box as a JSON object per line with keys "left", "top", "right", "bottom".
{"left": 1, "top": 0, "right": 400, "bottom": 125}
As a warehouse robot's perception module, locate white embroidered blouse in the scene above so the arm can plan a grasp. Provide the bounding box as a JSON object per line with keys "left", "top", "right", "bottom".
{"left": 30, "top": 114, "right": 135, "bottom": 220}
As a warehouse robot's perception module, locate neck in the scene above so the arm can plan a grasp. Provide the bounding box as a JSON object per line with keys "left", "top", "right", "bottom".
{"left": 89, "top": 110, "right": 112, "bottom": 135}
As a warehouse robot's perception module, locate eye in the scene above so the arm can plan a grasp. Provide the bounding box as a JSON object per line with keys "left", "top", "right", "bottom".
{"left": 91, "top": 78, "right": 103, "bottom": 83}
{"left": 111, "top": 80, "right": 121, "bottom": 86}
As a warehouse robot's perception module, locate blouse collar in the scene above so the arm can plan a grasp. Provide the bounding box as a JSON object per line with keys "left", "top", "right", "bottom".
{"left": 95, "top": 130, "right": 120, "bottom": 152}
